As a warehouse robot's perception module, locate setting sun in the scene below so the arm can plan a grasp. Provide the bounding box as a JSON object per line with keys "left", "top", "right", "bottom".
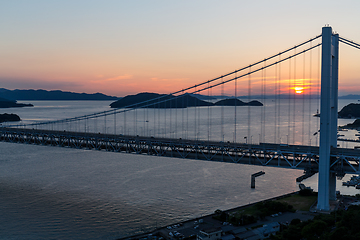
{"left": 294, "top": 87, "right": 304, "bottom": 94}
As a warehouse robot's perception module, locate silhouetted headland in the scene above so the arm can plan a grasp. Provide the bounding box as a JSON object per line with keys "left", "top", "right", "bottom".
{"left": 0, "top": 113, "right": 21, "bottom": 123}
{"left": 338, "top": 103, "right": 360, "bottom": 118}
{"left": 340, "top": 119, "right": 360, "bottom": 129}
{"left": 314, "top": 103, "right": 360, "bottom": 119}
{"left": 0, "top": 97, "right": 33, "bottom": 108}
{"left": 0, "top": 88, "right": 118, "bottom": 101}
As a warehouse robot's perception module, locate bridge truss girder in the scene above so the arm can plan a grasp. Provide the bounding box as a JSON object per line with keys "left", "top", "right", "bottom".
{"left": 1, "top": 127, "right": 360, "bottom": 175}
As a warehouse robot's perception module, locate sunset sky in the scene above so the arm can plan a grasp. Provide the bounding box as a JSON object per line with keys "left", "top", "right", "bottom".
{"left": 1, "top": 0, "right": 360, "bottom": 97}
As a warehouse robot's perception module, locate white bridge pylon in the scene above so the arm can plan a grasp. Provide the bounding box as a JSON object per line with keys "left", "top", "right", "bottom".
{"left": 318, "top": 26, "right": 339, "bottom": 211}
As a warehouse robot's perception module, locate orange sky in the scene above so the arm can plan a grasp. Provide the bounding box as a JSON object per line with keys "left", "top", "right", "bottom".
{"left": 1, "top": 1, "right": 360, "bottom": 97}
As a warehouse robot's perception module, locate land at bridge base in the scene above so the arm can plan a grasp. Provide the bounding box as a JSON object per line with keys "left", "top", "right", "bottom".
{"left": 121, "top": 192, "right": 360, "bottom": 240}
{"left": 119, "top": 191, "right": 314, "bottom": 240}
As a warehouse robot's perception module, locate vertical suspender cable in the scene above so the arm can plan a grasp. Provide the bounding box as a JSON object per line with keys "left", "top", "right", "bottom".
{"left": 195, "top": 86, "right": 198, "bottom": 140}
{"left": 308, "top": 41, "right": 313, "bottom": 146}
{"left": 114, "top": 110, "right": 116, "bottom": 135}
{"left": 158, "top": 98, "right": 160, "bottom": 136}
{"left": 146, "top": 105, "right": 149, "bottom": 136}
{"left": 274, "top": 60, "right": 278, "bottom": 143}
{"left": 104, "top": 114, "right": 107, "bottom": 134}
{"left": 164, "top": 99, "right": 167, "bottom": 138}
{"left": 124, "top": 108, "right": 126, "bottom": 135}
{"left": 208, "top": 81, "right": 210, "bottom": 142}
{"left": 182, "top": 90, "right": 184, "bottom": 139}
{"left": 260, "top": 64, "right": 264, "bottom": 143}
{"left": 248, "top": 67, "right": 251, "bottom": 144}
{"left": 170, "top": 95, "right": 172, "bottom": 138}
{"left": 134, "top": 107, "right": 137, "bottom": 136}
{"left": 221, "top": 76, "right": 224, "bottom": 142}
{"left": 288, "top": 57, "right": 291, "bottom": 144}
{"left": 293, "top": 47, "right": 297, "bottom": 145}
{"left": 141, "top": 106, "right": 144, "bottom": 136}
{"left": 234, "top": 71, "right": 237, "bottom": 143}
{"left": 261, "top": 60, "right": 266, "bottom": 143}
{"left": 210, "top": 85, "right": 212, "bottom": 141}
{"left": 186, "top": 92, "right": 189, "bottom": 139}
{"left": 175, "top": 93, "right": 177, "bottom": 138}
{"left": 302, "top": 50, "right": 306, "bottom": 145}
{"left": 278, "top": 55, "right": 282, "bottom": 143}
{"left": 198, "top": 92, "right": 201, "bottom": 140}
{"left": 153, "top": 100, "right": 156, "bottom": 137}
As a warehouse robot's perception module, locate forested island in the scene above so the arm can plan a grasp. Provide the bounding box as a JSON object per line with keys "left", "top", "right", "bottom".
{"left": 110, "top": 92, "right": 263, "bottom": 108}
{"left": 110, "top": 92, "right": 212, "bottom": 108}
{"left": 0, "top": 113, "right": 21, "bottom": 123}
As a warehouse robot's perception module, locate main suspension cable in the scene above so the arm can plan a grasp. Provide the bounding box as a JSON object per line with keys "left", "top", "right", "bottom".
{"left": 8, "top": 38, "right": 322, "bottom": 129}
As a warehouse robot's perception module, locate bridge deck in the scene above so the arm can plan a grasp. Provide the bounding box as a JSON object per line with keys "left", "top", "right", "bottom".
{"left": 1, "top": 127, "right": 360, "bottom": 175}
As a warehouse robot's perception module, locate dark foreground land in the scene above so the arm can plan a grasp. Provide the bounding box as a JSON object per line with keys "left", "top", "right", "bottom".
{"left": 120, "top": 191, "right": 360, "bottom": 240}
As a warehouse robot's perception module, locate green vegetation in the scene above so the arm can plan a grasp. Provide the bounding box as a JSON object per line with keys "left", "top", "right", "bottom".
{"left": 276, "top": 192, "right": 317, "bottom": 211}
{"left": 270, "top": 205, "right": 360, "bottom": 240}
{"left": 213, "top": 200, "right": 294, "bottom": 226}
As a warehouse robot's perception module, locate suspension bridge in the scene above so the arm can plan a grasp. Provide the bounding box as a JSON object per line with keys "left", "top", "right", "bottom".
{"left": 1, "top": 26, "right": 360, "bottom": 211}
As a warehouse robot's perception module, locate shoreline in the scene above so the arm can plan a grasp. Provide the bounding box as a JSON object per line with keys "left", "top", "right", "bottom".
{"left": 119, "top": 191, "right": 300, "bottom": 240}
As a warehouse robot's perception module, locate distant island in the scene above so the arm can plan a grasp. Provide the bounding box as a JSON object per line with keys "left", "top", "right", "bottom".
{"left": 110, "top": 92, "right": 263, "bottom": 108}
{"left": 214, "top": 98, "right": 263, "bottom": 106}
{"left": 0, "top": 97, "right": 33, "bottom": 108}
{"left": 339, "top": 94, "right": 360, "bottom": 99}
{"left": 110, "top": 92, "right": 212, "bottom": 108}
{"left": 0, "top": 113, "right": 21, "bottom": 123}
{"left": 0, "top": 88, "right": 118, "bottom": 101}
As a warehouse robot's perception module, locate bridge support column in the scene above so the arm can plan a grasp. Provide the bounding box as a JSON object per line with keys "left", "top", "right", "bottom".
{"left": 329, "top": 172, "right": 337, "bottom": 201}
{"left": 317, "top": 26, "right": 339, "bottom": 211}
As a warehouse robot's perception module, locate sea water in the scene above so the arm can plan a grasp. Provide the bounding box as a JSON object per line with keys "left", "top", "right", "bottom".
{"left": 0, "top": 100, "right": 359, "bottom": 239}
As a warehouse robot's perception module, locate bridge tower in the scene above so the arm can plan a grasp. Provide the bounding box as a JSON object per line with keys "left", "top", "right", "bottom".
{"left": 317, "top": 26, "right": 339, "bottom": 211}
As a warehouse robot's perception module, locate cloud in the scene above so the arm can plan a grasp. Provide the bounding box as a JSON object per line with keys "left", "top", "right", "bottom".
{"left": 105, "top": 75, "right": 133, "bottom": 81}
{"left": 90, "top": 74, "right": 133, "bottom": 85}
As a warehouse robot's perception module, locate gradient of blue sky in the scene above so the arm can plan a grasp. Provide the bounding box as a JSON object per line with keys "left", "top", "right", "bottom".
{"left": 1, "top": 0, "right": 360, "bottom": 96}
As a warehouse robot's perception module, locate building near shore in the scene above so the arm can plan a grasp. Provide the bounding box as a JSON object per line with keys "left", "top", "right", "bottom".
{"left": 197, "top": 227, "right": 222, "bottom": 240}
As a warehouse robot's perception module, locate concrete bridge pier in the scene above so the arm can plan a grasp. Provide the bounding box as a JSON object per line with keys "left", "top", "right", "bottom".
{"left": 317, "top": 26, "right": 339, "bottom": 211}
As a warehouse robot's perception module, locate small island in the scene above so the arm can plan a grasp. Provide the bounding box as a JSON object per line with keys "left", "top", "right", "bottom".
{"left": 0, "top": 113, "right": 21, "bottom": 123}
{"left": 214, "top": 98, "right": 263, "bottom": 106}
{"left": 0, "top": 97, "right": 33, "bottom": 108}
{"left": 110, "top": 92, "right": 213, "bottom": 108}
{"left": 110, "top": 92, "right": 263, "bottom": 109}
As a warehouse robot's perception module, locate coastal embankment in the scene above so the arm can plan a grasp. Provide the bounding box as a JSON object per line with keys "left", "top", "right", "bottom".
{"left": 119, "top": 191, "right": 313, "bottom": 240}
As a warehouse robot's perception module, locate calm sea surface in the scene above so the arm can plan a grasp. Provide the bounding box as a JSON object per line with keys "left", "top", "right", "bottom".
{"left": 0, "top": 100, "right": 359, "bottom": 239}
